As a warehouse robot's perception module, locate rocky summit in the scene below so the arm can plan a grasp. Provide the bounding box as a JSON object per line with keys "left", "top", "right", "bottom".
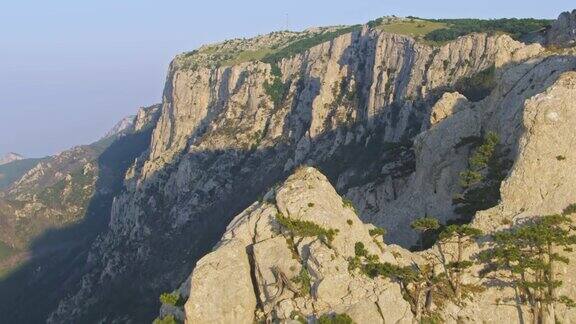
{"left": 2, "top": 9, "right": 576, "bottom": 324}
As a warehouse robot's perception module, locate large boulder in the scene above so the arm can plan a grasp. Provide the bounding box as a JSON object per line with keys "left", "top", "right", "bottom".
{"left": 184, "top": 239, "right": 256, "bottom": 324}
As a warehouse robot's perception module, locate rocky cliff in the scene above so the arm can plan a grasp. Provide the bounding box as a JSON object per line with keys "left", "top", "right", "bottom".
{"left": 2, "top": 10, "right": 576, "bottom": 324}
{"left": 163, "top": 68, "right": 576, "bottom": 323}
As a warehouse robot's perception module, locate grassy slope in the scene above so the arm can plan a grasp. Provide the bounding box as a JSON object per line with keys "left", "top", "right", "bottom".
{"left": 378, "top": 19, "right": 449, "bottom": 38}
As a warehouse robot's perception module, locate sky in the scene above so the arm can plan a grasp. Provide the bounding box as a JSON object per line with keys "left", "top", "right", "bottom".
{"left": 0, "top": 0, "right": 572, "bottom": 158}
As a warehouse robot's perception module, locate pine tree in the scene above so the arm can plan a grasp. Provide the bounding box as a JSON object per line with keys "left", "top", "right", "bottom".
{"left": 438, "top": 224, "right": 483, "bottom": 302}
{"left": 411, "top": 218, "right": 483, "bottom": 304}
{"left": 479, "top": 210, "right": 576, "bottom": 324}
{"left": 411, "top": 217, "right": 440, "bottom": 250}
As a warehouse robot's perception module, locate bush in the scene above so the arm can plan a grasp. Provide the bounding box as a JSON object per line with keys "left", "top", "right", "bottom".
{"left": 291, "top": 266, "right": 312, "bottom": 296}
{"left": 369, "top": 227, "right": 387, "bottom": 237}
{"left": 454, "top": 65, "right": 496, "bottom": 102}
{"left": 454, "top": 131, "right": 509, "bottom": 221}
{"left": 152, "top": 315, "right": 179, "bottom": 324}
{"left": 563, "top": 203, "right": 576, "bottom": 216}
{"left": 354, "top": 242, "right": 368, "bottom": 257}
{"left": 276, "top": 213, "right": 339, "bottom": 243}
{"left": 318, "top": 313, "right": 355, "bottom": 324}
{"left": 342, "top": 198, "right": 356, "bottom": 211}
{"left": 263, "top": 64, "right": 288, "bottom": 107}
{"left": 159, "top": 292, "right": 183, "bottom": 306}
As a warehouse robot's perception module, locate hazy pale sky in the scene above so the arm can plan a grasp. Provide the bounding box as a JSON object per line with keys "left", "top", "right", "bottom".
{"left": 0, "top": 0, "right": 571, "bottom": 157}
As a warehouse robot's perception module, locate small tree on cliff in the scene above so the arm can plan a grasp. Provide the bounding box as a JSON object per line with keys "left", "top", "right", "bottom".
{"left": 437, "top": 224, "right": 483, "bottom": 302}
{"left": 479, "top": 209, "right": 576, "bottom": 324}
{"left": 411, "top": 217, "right": 440, "bottom": 250}
{"left": 411, "top": 217, "right": 483, "bottom": 304}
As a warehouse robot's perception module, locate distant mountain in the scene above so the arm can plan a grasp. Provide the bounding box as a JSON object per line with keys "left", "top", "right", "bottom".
{"left": 0, "top": 153, "right": 24, "bottom": 166}
{"left": 0, "top": 157, "right": 46, "bottom": 190}
{"left": 0, "top": 153, "right": 45, "bottom": 191}
{"left": 102, "top": 115, "right": 136, "bottom": 139}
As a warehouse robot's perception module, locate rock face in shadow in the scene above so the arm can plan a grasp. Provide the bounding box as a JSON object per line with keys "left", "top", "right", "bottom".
{"left": 547, "top": 10, "right": 576, "bottom": 48}
{"left": 0, "top": 105, "right": 160, "bottom": 323}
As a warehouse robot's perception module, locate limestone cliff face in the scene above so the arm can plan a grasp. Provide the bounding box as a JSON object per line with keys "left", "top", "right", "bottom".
{"left": 46, "top": 21, "right": 573, "bottom": 322}
{"left": 352, "top": 53, "right": 576, "bottom": 244}
{"left": 168, "top": 71, "right": 576, "bottom": 323}
{"left": 45, "top": 13, "right": 576, "bottom": 323}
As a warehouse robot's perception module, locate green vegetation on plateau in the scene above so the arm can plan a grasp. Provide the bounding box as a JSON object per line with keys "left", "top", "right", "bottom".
{"left": 374, "top": 19, "right": 449, "bottom": 38}
{"left": 368, "top": 16, "right": 551, "bottom": 44}
{"left": 179, "top": 26, "right": 361, "bottom": 69}
{"left": 260, "top": 25, "right": 361, "bottom": 64}
{"left": 424, "top": 18, "right": 552, "bottom": 42}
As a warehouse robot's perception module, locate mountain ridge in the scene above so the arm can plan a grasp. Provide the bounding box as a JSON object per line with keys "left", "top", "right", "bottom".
{"left": 0, "top": 152, "right": 24, "bottom": 166}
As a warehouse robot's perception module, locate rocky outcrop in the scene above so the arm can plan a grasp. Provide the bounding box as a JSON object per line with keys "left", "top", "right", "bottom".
{"left": 547, "top": 10, "right": 576, "bottom": 48}
{"left": 428, "top": 92, "right": 469, "bottom": 126}
{"left": 185, "top": 239, "right": 256, "bottom": 323}
{"left": 178, "top": 149, "right": 576, "bottom": 323}
{"left": 175, "top": 167, "right": 413, "bottom": 324}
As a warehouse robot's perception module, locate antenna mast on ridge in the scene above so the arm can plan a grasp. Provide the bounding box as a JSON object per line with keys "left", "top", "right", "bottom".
{"left": 285, "top": 13, "right": 290, "bottom": 31}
